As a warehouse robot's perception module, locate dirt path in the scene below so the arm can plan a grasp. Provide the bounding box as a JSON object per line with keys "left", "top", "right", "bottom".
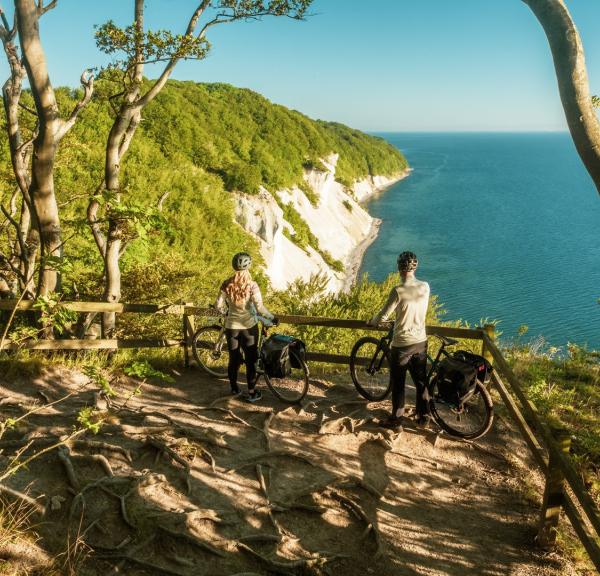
{"left": 0, "top": 365, "right": 578, "bottom": 575}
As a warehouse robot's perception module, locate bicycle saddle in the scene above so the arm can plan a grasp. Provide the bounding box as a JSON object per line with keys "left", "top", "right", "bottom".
{"left": 438, "top": 336, "right": 459, "bottom": 347}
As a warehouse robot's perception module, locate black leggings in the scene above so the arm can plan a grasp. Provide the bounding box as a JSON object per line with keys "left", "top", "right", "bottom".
{"left": 389, "top": 341, "right": 428, "bottom": 419}
{"left": 225, "top": 324, "right": 259, "bottom": 390}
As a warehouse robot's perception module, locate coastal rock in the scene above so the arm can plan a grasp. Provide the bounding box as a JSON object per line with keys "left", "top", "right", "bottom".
{"left": 234, "top": 155, "right": 408, "bottom": 292}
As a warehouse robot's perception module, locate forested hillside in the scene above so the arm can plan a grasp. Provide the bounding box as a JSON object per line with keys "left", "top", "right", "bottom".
{"left": 0, "top": 80, "right": 407, "bottom": 307}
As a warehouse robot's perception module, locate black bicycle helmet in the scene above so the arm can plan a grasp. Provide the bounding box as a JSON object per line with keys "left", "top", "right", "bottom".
{"left": 232, "top": 252, "right": 252, "bottom": 271}
{"left": 397, "top": 251, "right": 418, "bottom": 272}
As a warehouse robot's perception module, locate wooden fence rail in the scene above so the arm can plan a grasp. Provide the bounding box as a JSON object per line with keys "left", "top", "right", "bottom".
{"left": 0, "top": 299, "right": 598, "bottom": 568}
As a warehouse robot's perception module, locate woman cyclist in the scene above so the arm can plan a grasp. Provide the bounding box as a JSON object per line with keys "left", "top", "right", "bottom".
{"left": 214, "top": 252, "right": 277, "bottom": 402}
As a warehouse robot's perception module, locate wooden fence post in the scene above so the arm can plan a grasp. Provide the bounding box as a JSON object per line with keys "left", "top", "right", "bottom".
{"left": 481, "top": 323, "right": 496, "bottom": 366}
{"left": 537, "top": 427, "right": 572, "bottom": 549}
{"left": 182, "top": 303, "right": 195, "bottom": 368}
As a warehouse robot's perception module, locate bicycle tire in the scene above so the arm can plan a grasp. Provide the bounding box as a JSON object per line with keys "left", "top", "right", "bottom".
{"left": 349, "top": 336, "right": 392, "bottom": 401}
{"left": 262, "top": 349, "right": 309, "bottom": 404}
{"left": 191, "top": 325, "right": 228, "bottom": 378}
{"left": 430, "top": 381, "right": 494, "bottom": 440}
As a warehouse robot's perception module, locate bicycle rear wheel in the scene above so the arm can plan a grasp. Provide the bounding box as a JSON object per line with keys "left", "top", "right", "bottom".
{"left": 430, "top": 381, "right": 493, "bottom": 440}
{"left": 262, "top": 349, "right": 309, "bottom": 404}
{"left": 191, "top": 325, "right": 228, "bottom": 378}
{"left": 349, "top": 336, "right": 391, "bottom": 401}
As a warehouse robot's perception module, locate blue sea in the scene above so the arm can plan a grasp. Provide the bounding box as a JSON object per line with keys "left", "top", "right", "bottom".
{"left": 360, "top": 132, "right": 600, "bottom": 350}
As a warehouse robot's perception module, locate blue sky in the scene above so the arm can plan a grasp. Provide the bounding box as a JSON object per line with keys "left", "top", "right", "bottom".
{"left": 1, "top": 0, "right": 599, "bottom": 131}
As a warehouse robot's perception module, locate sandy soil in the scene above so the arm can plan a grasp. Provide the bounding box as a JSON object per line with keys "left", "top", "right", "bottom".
{"left": 0, "top": 364, "right": 582, "bottom": 576}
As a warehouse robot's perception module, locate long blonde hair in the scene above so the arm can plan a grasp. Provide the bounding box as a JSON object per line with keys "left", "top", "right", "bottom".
{"left": 225, "top": 270, "right": 253, "bottom": 306}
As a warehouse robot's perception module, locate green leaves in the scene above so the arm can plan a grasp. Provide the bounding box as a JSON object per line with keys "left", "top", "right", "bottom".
{"left": 83, "top": 365, "right": 115, "bottom": 397}
{"left": 77, "top": 407, "right": 103, "bottom": 434}
{"left": 95, "top": 21, "right": 210, "bottom": 67}
{"left": 32, "top": 294, "right": 78, "bottom": 336}
{"left": 124, "top": 360, "right": 175, "bottom": 384}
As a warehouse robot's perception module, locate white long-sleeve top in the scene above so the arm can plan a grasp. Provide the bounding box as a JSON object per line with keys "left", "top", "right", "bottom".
{"left": 215, "top": 279, "right": 274, "bottom": 330}
{"left": 370, "top": 276, "right": 430, "bottom": 347}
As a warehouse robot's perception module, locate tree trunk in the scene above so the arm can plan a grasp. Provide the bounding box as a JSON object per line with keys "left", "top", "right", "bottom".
{"left": 15, "top": 0, "right": 62, "bottom": 294}
{"left": 523, "top": 0, "right": 600, "bottom": 196}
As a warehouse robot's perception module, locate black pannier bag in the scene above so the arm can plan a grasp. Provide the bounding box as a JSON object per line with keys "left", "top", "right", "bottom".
{"left": 451, "top": 350, "right": 493, "bottom": 384}
{"left": 433, "top": 356, "right": 479, "bottom": 406}
{"left": 261, "top": 334, "right": 306, "bottom": 378}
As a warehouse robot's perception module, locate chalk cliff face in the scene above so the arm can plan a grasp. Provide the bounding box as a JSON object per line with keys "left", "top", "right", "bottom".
{"left": 233, "top": 154, "right": 406, "bottom": 292}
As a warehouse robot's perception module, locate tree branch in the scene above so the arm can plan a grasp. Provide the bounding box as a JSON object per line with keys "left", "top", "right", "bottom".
{"left": 87, "top": 196, "right": 107, "bottom": 258}
{"left": 135, "top": 1, "right": 210, "bottom": 108}
{"left": 1, "top": 203, "right": 27, "bottom": 265}
{"left": 55, "top": 69, "right": 94, "bottom": 142}
{"left": 37, "top": 0, "right": 57, "bottom": 16}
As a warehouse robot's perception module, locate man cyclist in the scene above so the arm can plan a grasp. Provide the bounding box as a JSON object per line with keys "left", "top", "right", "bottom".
{"left": 367, "top": 251, "right": 430, "bottom": 432}
{"left": 214, "top": 252, "right": 277, "bottom": 402}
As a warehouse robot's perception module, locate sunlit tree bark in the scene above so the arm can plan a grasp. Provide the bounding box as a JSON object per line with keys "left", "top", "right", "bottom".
{"left": 523, "top": 0, "right": 600, "bottom": 196}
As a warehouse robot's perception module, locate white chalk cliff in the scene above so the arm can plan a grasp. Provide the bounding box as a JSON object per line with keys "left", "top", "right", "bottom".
{"left": 233, "top": 154, "right": 408, "bottom": 293}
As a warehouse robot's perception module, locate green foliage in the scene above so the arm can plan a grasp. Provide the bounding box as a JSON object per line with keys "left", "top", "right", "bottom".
{"left": 142, "top": 81, "right": 407, "bottom": 196}
{"left": 509, "top": 341, "right": 600, "bottom": 501}
{"left": 83, "top": 365, "right": 115, "bottom": 397}
{"left": 592, "top": 95, "right": 600, "bottom": 109}
{"left": 269, "top": 272, "right": 447, "bottom": 361}
{"left": 77, "top": 407, "right": 102, "bottom": 434}
{"left": 1, "top": 80, "right": 406, "bottom": 318}
{"left": 320, "top": 250, "right": 344, "bottom": 273}
{"left": 95, "top": 21, "right": 209, "bottom": 69}
{"left": 281, "top": 203, "right": 319, "bottom": 251}
{"left": 32, "top": 294, "right": 78, "bottom": 336}
{"left": 124, "top": 360, "right": 175, "bottom": 384}
{"left": 297, "top": 181, "right": 319, "bottom": 207}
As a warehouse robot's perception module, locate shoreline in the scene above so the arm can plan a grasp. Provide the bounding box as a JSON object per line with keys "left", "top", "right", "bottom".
{"left": 341, "top": 168, "right": 411, "bottom": 292}
{"left": 341, "top": 217, "right": 382, "bottom": 292}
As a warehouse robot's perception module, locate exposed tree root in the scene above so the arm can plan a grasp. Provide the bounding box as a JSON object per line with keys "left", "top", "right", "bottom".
{"left": 237, "top": 541, "right": 348, "bottom": 574}
{"left": 98, "top": 486, "right": 137, "bottom": 529}
{"left": 0, "top": 483, "right": 45, "bottom": 514}
{"left": 229, "top": 450, "right": 318, "bottom": 473}
{"left": 325, "top": 489, "right": 383, "bottom": 559}
{"left": 145, "top": 436, "right": 193, "bottom": 494}
{"left": 319, "top": 416, "right": 354, "bottom": 435}
{"left": 237, "top": 533, "right": 281, "bottom": 544}
{"left": 107, "top": 553, "right": 191, "bottom": 576}
{"left": 262, "top": 411, "right": 274, "bottom": 451}
{"left": 78, "top": 453, "right": 114, "bottom": 477}
{"left": 72, "top": 439, "right": 133, "bottom": 463}
{"left": 159, "top": 525, "right": 227, "bottom": 557}
{"left": 57, "top": 445, "right": 80, "bottom": 491}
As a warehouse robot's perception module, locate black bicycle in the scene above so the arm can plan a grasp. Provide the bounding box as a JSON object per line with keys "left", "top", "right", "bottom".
{"left": 191, "top": 315, "right": 310, "bottom": 404}
{"left": 349, "top": 329, "right": 494, "bottom": 439}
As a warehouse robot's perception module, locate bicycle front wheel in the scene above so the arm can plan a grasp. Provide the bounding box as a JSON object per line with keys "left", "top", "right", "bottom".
{"left": 430, "top": 381, "right": 494, "bottom": 440}
{"left": 191, "top": 325, "right": 228, "bottom": 378}
{"left": 262, "top": 349, "right": 309, "bottom": 404}
{"left": 349, "top": 337, "right": 391, "bottom": 401}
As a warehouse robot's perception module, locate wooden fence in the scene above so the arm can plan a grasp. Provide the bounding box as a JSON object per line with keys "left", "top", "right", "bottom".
{"left": 0, "top": 299, "right": 598, "bottom": 568}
